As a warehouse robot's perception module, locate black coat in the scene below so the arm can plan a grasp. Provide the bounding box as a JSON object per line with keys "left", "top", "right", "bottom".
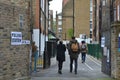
{"left": 56, "top": 44, "right": 66, "bottom": 62}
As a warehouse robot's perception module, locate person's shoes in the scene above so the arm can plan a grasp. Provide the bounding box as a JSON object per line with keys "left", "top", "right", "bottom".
{"left": 70, "top": 70, "right": 72, "bottom": 73}
{"left": 75, "top": 72, "right": 77, "bottom": 74}
{"left": 59, "top": 71, "right": 62, "bottom": 74}
{"left": 82, "top": 60, "right": 83, "bottom": 63}
{"left": 82, "top": 61, "right": 85, "bottom": 63}
{"left": 58, "top": 70, "right": 62, "bottom": 74}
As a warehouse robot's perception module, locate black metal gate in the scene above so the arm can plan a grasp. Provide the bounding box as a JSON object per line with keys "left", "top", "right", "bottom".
{"left": 43, "top": 40, "right": 57, "bottom": 68}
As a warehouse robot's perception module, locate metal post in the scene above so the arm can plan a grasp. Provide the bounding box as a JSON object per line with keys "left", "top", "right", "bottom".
{"left": 73, "top": 0, "right": 74, "bottom": 36}
{"left": 39, "top": 0, "right": 41, "bottom": 57}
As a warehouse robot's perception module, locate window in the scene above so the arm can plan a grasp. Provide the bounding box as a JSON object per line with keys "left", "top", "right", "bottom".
{"left": 117, "top": 5, "right": 120, "bottom": 21}
{"left": 90, "top": 13, "right": 92, "bottom": 21}
{"left": 90, "top": 7, "right": 93, "bottom": 11}
{"left": 58, "top": 21, "right": 62, "bottom": 25}
{"left": 90, "top": 31, "right": 92, "bottom": 34}
{"left": 114, "top": 7, "right": 117, "bottom": 21}
{"left": 90, "top": 34, "right": 92, "bottom": 38}
{"left": 49, "top": 21, "right": 51, "bottom": 25}
{"left": 90, "top": 0, "right": 92, "bottom": 7}
{"left": 90, "top": 23, "right": 92, "bottom": 29}
{"left": 58, "top": 34, "right": 61, "bottom": 38}
{"left": 41, "top": 0, "right": 44, "bottom": 11}
{"left": 102, "top": 0, "right": 106, "bottom": 6}
{"left": 58, "top": 16, "right": 62, "bottom": 19}
{"left": 58, "top": 28, "right": 62, "bottom": 33}
{"left": 19, "top": 14, "right": 24, "bottom": 28}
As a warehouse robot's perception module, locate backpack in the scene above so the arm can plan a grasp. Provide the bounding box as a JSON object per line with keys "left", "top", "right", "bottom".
{"left": 71, "top": 42, "right": 79, "bottom": 52}
{"left": 81, "top": 44, "right": 86, "bottom": 51}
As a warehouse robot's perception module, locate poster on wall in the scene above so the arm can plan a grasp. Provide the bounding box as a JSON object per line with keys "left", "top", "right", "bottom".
{"left": 101, "top": 37, "right": 105, "bottom": 47}
{"left": 118, "top": 33, "right": 120, "bottom": 52}
{"left": 22, "top": 40, "right": 30, "bottom": 44}
{"left": 107, "top": 49, "right": 110, "bottom": 62}
{"left": 11, "top": 32, "right": 22, "bottom": 45}
{"left": 103, "top": 47, "right": 107, "bottom": 56}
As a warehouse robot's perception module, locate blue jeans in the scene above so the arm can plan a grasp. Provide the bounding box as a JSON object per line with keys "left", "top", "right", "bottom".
{"left": 34, "top": 51, "right": 38, "bottom": 72}
{"left": 81, "top": 53, "right": 86, "bottom": 63}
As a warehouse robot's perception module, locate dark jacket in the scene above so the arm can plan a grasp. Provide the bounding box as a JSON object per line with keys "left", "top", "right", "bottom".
{"left": 56, "top": 43, "right": 66, "bottom": 62}
{"left": 69, "top": 40, "right": 80, "bottom": 59}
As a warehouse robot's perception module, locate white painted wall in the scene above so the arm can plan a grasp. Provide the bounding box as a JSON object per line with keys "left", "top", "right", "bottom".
{"left": 41, "top": 33, "right": 45, "bottom": 55}
{"left": 33, "top": 29, "right": 48, "bottom": 55}
{"left": 33, "top": 29, "right": 39, "bottom": 54}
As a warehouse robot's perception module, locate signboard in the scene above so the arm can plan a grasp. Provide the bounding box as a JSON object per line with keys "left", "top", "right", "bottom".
{"left": 103, "top": 47, "right": 107, "bottom": 56}
{"left": 22, "top": 40, "right": 30, "bottom": 44}
{"left": 101, "top": 37, "right": 105, "bottom": 47}
{"left": 11, "top": 32, "right": 22, "bottom": 45}
{"left": 107, "top": 49, "right": 110, "bottom": 62}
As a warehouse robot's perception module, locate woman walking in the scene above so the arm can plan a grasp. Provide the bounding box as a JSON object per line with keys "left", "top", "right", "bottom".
{"left": 56, "top": 41, "right": 66, "bottom": 74}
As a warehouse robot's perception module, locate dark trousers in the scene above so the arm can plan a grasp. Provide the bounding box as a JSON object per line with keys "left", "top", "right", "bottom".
{"left": 81, "top": 53, "right": 86, "bottom": 62}
{"left": 58, "top": 61, "right": 63, "bottom": 71}
{"left": 70, "top": 57, "right": 78, "bottom": 73}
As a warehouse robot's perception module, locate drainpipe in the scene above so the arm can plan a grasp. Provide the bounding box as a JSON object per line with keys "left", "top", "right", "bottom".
{"left": 39, "top": 0, "right": 41, "bottom": 57}
{"left": 43, "top": 0, "right": 48, "bottom": 68}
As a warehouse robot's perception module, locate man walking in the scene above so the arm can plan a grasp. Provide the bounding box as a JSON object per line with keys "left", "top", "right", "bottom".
{"left": 68, "top": 36, "right": 80, "bottom": 74}
{"left": 80, "top": 41, "right": 87, "bottom": 63}
{"left": 56, "top": 41, "right": 66, "bottom": 74}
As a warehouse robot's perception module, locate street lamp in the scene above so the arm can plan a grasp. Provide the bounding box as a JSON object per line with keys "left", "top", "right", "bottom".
{"left": 73, "top": 0, "right": 74, "bottom": 36}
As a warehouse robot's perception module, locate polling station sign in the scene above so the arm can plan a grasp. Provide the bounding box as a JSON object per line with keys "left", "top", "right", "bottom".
{"left": 11, "top": 32, "right": 22, "bottom": 45}
{"left": 22, "top": 40, "right": 30, "bottom": 44}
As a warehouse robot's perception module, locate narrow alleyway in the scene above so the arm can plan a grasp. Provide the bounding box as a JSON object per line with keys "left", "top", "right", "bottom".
{"left": 31, "top": 50, "right": 114, "bottom": 80}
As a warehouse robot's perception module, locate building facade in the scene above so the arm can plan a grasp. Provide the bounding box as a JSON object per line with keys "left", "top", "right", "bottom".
{"left": 92, "top": 0, "right": 101, "bottom": 43}
{"left": 74, "top": 0, "right": 90, "bottom": 38}
{"left": 49, "top": 10, "right": 54, "bottom": 32}
{"left": 62, "top": 0, "right": 73, "bottom": 40}
{"left": 0, "top": 0, "right": 31, "bottom": 80}
{"left": 62, "top": 0, "right": 90, "bottom": 40}
{"left": 31, "top": 0, "right": 53, "bottom": 69}
{"left": 0, "top": 0, "right": 53, "bottom": 79}
{"left": 100, "top": 0, "right": 111, "bottom": 76}
{"left": 111, "top": 0, "right": 120, "bottom": 79}
{"left": 90, "top": 0, "right": 93, "bottom": 42}
{"left": 56, "top": 12, "right": 63, "bottom": 40}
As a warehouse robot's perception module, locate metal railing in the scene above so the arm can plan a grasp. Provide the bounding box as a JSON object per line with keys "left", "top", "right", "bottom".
{"left": 87, "top": 44, "right": 102, "bottom": 59}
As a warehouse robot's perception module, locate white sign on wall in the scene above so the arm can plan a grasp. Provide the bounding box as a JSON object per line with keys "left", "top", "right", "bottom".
{"left": 101, "top": 37, "right": 105, "bottom": 47}
{"left": 22, "top": 40, "right": 30, "bottom": 44}
{"left": 11, "top": 32, "right": 22, "bottom": 45}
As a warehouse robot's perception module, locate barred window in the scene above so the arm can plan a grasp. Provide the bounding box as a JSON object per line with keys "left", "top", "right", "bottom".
{"left": 19, "top": 14, "right": 24, "bottom": 28}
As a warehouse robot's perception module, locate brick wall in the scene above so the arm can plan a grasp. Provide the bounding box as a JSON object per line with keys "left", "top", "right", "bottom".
{"left": 0, "top": 1, "right": 30, "bottom": 80}
{"left": 75, "top": 0, "right": 90, "bottom": 37}
{"left": 62, "top": 0, "right": 90, "bottom": 40}
{"left": 62, "top": 0, "right": 73, "bottom": 40}
{"left": 111, "top": 23, "right": 120, "bottom": 79}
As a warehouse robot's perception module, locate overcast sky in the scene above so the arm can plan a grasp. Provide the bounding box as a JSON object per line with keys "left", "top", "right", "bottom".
{"left": 49, "top": 0, "right": 62, "bottom": 17}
